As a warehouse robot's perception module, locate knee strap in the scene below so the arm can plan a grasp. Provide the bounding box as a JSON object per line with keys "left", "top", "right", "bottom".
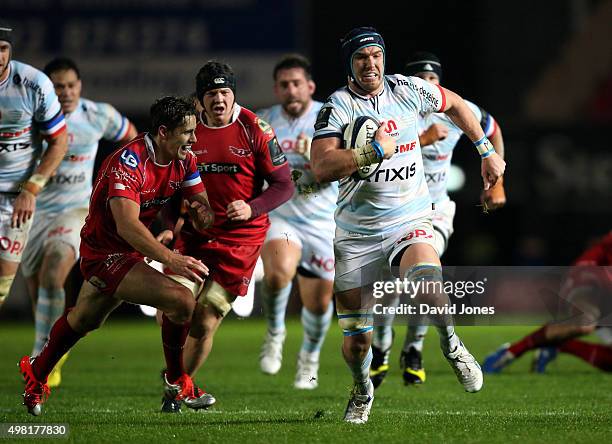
{"left": 337, "top": 309, "right": 373, "bottom": 336}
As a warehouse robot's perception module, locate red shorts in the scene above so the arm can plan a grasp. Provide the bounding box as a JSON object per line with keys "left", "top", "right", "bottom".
{"left": 175, "top": 238, "right": 261, "bottom": 297}
{"left": 80, "top": 252, "right": 144, "bottom": 295}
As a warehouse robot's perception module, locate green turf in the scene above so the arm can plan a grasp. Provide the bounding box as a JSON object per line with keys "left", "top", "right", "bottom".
{"left": 1, "top": 319, "right": 611, "bottom": 443}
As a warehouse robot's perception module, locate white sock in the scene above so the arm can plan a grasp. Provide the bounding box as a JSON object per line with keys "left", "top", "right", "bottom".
{"left": 262, "top": 280, "right": 292, "bottom": 335}
{"left": 33, "top": 287, "right": 65, "bottom": 356}
{"left": 372, "top": 325, "right": 394, "bottom": 351}
{"left": 404, "top": 325, "right": 429, "bottom": 352}
{"left": 300, "top": 303, "right": 333, "bottom": 358}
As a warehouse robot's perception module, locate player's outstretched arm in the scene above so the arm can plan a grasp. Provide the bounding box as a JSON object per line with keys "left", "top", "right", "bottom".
{"left": 110, "top": 197, "right": 208, "bottom": 283}
{"left": 441, "top": 87, "right": 505, "bottom": 190}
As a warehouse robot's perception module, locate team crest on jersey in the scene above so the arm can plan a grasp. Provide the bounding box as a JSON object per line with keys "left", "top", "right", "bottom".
{"left": 257, "top": 118, "right": 274, "bottom": 136}
{"left": 120, "top": 149, "right": 140, "bottom": 169}
{"left": 229, "top": 146, "right": 252, "bottom": 157}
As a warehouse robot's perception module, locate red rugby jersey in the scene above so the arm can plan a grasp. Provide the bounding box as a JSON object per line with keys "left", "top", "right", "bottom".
{"left": 80, "top": 133, "right": 204, "bottom": 257}
{"left": 181, "top": 105, "right": 287, "bottom": 245}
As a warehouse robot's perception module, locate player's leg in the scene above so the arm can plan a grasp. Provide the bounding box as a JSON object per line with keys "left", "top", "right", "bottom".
{"left": 558, "top": 339, "right": 612, "bottom": 372}
{"left": 336, "top": 286, "right": 375, "bottom": 424}
{"left": 0, "top": 195, "right": 34, "bottom": 309}
{"left": 400, "top": 200, "right": 455, "bottom": 385}
{"left": 21, "top": 280, "right": 121, "bottom": 415}
{"left": 294, "top": 273, "right": 334, "bottom": 389}
{"left": 183, "top": 279, "right": 234, "bottom": 376}
{"left": 259, "top": 220, "right": 302, "bottom": 374}
{"left": 391, "top": 223, "right": 482, "bottom": 393}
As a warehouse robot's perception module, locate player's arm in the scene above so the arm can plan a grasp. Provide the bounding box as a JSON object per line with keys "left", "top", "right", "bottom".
{"left": 11, "top": 126, "right": 68, "bottom": 228}
{"left": 110, "top": 197, "right": 208, "bottom": 282}
{"left": 480, "top": 114, "right": 506, "bottom": 210}
{"left": 439, "top": 86, "right": 505, "bottom": 190}
{"left": 419, "top": 123, "right": 448, "bottom": 146}
{"left": 185, "top": 190, "right": 214, "bottom": 231}
{"left": 311, "top": 124, "right": 395, "bottom": 183}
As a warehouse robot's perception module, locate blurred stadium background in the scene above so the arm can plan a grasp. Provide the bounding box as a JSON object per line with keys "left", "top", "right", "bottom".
{"left": 1, "top": 0, "right": 611, "bottom": 320}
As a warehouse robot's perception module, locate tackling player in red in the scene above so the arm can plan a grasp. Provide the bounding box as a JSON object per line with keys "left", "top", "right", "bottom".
{"left": 19, "top": 96, "right": 214, "bottom": 416}
{"left": 158, "top": 61, "right": 294, "bottom": 412}
{"left": 484, "top": 232, "right": 612, "bottom": 373}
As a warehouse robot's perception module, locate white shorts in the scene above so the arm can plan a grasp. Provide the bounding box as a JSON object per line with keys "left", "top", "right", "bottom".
{"left": 333, "top": 216, "right": 437, "bottom": 293}
{"left": 0, "top": 193, "right": 34, "bottom": 263}
{"left": 432, "top": 199, "right": 456, "bottom": 256}
{"left": 20, "top": 207, "right": 88, "bottom": 277}
{"left": 266, "top": 216, "right": 335, "bottom": 281}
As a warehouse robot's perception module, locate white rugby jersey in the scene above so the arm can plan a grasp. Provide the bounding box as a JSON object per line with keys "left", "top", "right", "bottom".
{"left": 0, "top": 60, "right": 66, "bottom": 192}
{"left": 313, "top": 74, "right": 445, "bottom": 235}
{"left": 258, "top": 101, "right": 338, "bottom": 225}
{"left": 419, "top": 100, "right": 496, "bottom": 204}
{"left": 35, "top": 98, "right": 130, "bottom": 214}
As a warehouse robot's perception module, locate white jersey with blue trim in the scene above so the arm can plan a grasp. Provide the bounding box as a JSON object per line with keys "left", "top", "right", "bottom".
{"left": 258, "top": 101, "right": 338, "bottom": 225}
{"left": 313, "top": 74, "right": 445, "bottom": 235}
{"left": 35, "top": 98, "right": 130, "bottom": 214}
{"left": 419, "top": 99, "right": 496, "bottom": 204}
{"left": 0, "top": 60, "right": 65, "bottom": 192}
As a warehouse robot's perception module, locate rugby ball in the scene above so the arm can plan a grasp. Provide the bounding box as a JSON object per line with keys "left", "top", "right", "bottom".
{"left": 343, "top": 116, "right": 381, "bottom": 180}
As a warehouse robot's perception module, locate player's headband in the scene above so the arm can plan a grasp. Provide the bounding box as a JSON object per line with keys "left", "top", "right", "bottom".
{"left": 404, "top": 51, "right": 443, "bottom": 80}
{"left": 200, "top": 74, "right": 236, "bottom": 96}
{"left": 340, "top": 27, "right": 386, "bottom": 81}
{"left": 0, "top": 23, "right": 13, "bottom": 45}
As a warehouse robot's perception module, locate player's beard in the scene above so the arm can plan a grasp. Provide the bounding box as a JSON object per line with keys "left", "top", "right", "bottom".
{"left": 282, "top": 98, "right": 308, "bottom": 118}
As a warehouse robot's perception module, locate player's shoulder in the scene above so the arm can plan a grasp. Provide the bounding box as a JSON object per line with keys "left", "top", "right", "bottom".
{"left": 255, "top": 104, "right": 279, "bottom": 121}
{"left": 80, "top": 97, "right": 116, "bottom": 116}
{"left": 9, "top": 60, "right": 53, "bottom": 91}
{"left": 238, "top": 105, "right": 275, "bottom": 138}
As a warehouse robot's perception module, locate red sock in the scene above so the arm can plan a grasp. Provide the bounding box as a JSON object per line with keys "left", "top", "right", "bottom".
{"left": 32, "top": 314, "right": 83, "bottom": 381}
{"left": 161, "top": 314, "right": 190, "bottom": 381}
{"left": 508, "top": 326, "right": 549, "bottom": 358}
{"left": 560, "top": 339, "right": 612, "bottom": 372}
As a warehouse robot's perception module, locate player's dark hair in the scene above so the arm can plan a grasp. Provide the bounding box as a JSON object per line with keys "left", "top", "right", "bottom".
{"left": 273, "top": 54, "right": 312, "bottom": 81}
{"left": 404, "top": 51, "right": 443, "bottom": 80}
{"left": 44, "top": 57, "right": 81, "bottom": 79}
{"left": 195, "top": 61, "right": 236, "bottom": 104}
{"left": 150, "top": 96, "right": 196, "bottom": 134}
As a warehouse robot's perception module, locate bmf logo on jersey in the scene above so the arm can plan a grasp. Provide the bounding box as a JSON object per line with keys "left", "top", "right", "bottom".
{"left": 120, "top": 150, "right": 139, "bottom": 169}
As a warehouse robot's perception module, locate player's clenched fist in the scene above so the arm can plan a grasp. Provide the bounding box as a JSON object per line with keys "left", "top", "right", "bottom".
{"left": 374, "top": 121, "right": 396, "bottom": 159}
{"left": 226, "top": 200, "right": 252, "bottom": 222}
{"left": 481, "top": 152, "right": 505, "bottom": 191}
{"left": 166, "top": 252, "right": 209, "bottom": 283}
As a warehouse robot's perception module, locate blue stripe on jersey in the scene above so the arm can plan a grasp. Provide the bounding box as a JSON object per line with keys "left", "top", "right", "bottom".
{"left": 184, "top": 170, "right": 200, "bottom": 181}
{"left": 39, "top": 109, "right": 64, "bottom": 129}
{"left": 111, "top": 117, "right": 127, "bottom": 141}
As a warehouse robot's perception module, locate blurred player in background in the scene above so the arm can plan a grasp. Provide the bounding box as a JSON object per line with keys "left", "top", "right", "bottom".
{"left": 19, "top": 96, "right": 213, "bottom": 416}
{"left": 370, "top": 51, "right": 506, "bottom": 389}
{"left": 20, "top": 57, "right": 137, "bottom": 387}
{"left": 484, "top": 232, "right": 612, "bottom": 373}
{"left": 159, "top": 62, "right": 293, "bottom": 411}
{"left": 311, "top": 27, "right": 505, "bottom": 423}
{"left": 0, "top": 22, "right": 67, "bottom": 310}
{"left": 257, "top": 54, "right": 337, "bottom": 389}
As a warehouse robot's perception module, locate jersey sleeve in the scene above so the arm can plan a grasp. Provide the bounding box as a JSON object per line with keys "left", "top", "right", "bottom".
{"left": 98, "top": 102, "right": 131, "bottom": 142}
{"left": 34, "top": 72, "right": 66, "bottom": 139}
{"left": 405, "top": 75, "right": 446, "bottom": 114}
{"left": 253, "top": 116, "right": 287, "bottom": 176}
{"left": 465, "top": 100, "right": 497, "bottom": 138}
{"left": 107, "top": 149, "right": 144, "bottom": 204}
{"left": 312, "top": 94, "right": 350, "bottom": 140}
{"left": 181, "top": 154, "right": 205, "bottom": 198}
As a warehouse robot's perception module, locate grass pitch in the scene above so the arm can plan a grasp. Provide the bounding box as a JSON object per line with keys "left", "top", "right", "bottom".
{"left": 1, "top": 318, "right": 611, "bottom": 443}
